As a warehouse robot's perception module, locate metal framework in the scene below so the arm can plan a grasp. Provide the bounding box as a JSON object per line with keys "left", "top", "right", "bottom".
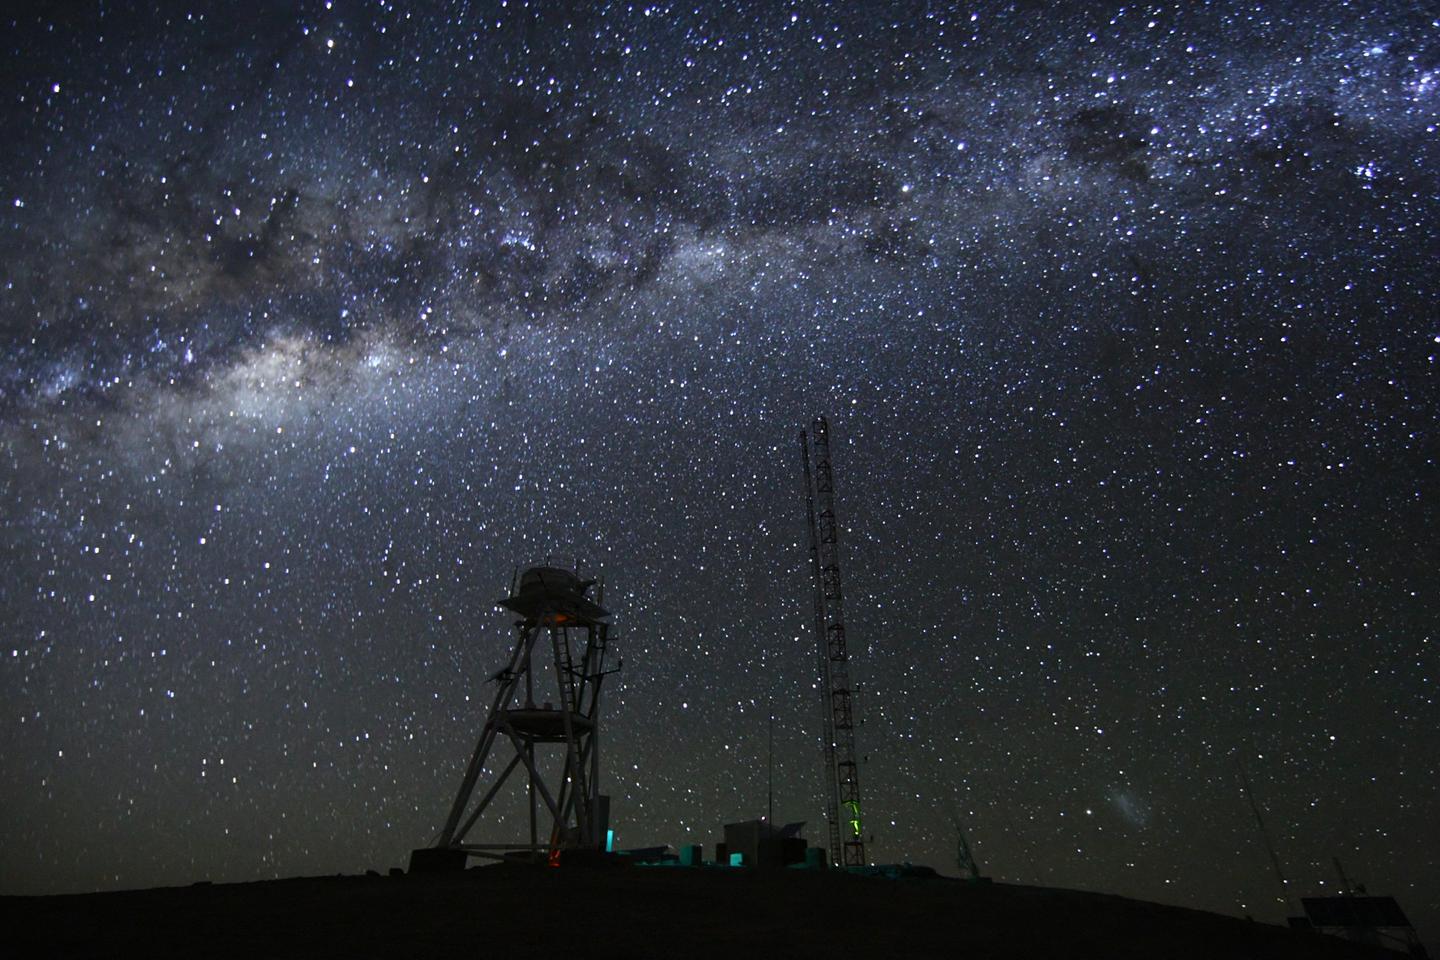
{"left": 952, "top": 814, "right": 982, "bottom": 880}
{"left": 433, "top": 566, "right": 616, "bottom": 863}
{"left": 801, "top": 416, "right": 866, "bottom": 867}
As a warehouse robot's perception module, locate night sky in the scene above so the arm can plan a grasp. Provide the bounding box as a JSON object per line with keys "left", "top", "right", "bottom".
{"left": 2, "top": 0, "right": 1437, "bottom": 939}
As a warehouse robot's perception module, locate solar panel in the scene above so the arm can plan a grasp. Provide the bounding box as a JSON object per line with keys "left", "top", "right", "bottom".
{"left": 1301, "top": 896, "right": 1411, "bottom": 928}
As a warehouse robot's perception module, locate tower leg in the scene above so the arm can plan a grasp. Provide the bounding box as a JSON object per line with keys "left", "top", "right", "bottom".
{"left": 436, "top": 627, "right": 539, "bottom": 847}
{"left": 438, "top": 691, "right": 512, "bottom": 845}
{"left": 528, "top": 743, "right": 538, "bottom": 851}
{"left": 552, "top": 629, "right": 592, "bottom": 846}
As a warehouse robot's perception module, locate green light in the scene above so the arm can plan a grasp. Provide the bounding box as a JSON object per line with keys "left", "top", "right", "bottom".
{"left": 845, "top": 800, "right": 863, "bottom": 838}
{"left": 605, "top": 829, "right": 614, "bottom": 853}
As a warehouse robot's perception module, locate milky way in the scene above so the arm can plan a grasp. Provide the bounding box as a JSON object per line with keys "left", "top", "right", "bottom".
{"left": 2, "top": 0, "right": 1437, "bottom": 936}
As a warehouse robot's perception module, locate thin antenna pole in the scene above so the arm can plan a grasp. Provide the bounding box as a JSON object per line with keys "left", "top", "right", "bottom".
{"left": 767, "top": 711, "right": 775, "bottom": 825}
{"left": 1235, "top": 752, "right": 1292, "bottom": 914}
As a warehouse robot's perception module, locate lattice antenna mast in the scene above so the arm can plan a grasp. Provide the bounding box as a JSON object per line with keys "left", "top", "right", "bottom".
{"left": 801, "top": 430, "right": 842, "bottom": 865}
{"left": 802, "top": 416, "right": 867, "bottom": 867}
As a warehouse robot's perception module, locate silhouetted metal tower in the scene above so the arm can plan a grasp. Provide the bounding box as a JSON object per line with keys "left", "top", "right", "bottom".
{"left": 428, "top": 566, "right": 616, "bottom": 865}
{"left": 801, "top": 416, "right": 866, "bottom": 867}
{"left": 952, "top": 813, "right": 982, "bottom": 880}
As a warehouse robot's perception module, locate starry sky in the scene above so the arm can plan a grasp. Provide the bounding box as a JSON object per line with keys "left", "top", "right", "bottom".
{"left": 2, "top": 0, "right": 1437, "bottom": 938}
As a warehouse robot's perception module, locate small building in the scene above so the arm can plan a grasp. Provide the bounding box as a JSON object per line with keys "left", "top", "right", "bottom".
{"left": 718, "top": 820, "right": 810, "bottom": 869}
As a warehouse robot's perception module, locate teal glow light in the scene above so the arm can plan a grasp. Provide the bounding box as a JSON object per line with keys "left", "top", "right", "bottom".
{"left": 606, "top": 829, "right": 614, "bottom": 853}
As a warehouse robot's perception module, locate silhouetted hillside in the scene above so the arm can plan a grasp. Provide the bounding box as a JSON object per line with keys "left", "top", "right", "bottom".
{"left": 0, "top": 866, "right": 1404, "bottom": 959}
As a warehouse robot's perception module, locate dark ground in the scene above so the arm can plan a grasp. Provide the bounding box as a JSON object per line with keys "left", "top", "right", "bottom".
{"left": 0, "top": 865, "right": 1406, "bottom": 959}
